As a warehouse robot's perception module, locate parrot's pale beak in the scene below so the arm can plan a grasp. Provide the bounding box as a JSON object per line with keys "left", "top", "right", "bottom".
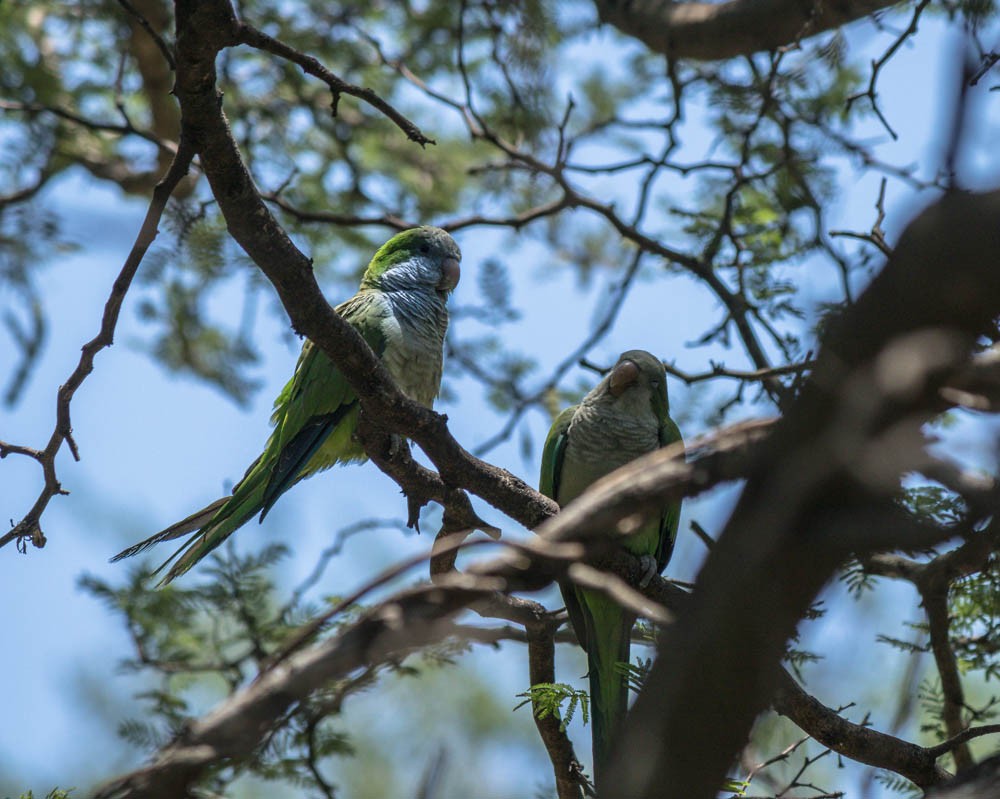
{"left": 438, "top": 257, "right": 461, "bottom": 292}
{"left": 608, "top": 359, "right": 640, "bottom": 396}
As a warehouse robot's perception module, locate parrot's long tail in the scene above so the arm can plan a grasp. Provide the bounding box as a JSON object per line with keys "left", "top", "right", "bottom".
{"left": 109, "top": 455, "right": 271, "bottom": 586}
{"left": 154, "top": 463, "right": 271, "bottom": 585}
{"left": 109, "top": 497, "right": 229, "bottom": 562}
{"left": 583, "top": 590, "right": 635, "bottom": 790}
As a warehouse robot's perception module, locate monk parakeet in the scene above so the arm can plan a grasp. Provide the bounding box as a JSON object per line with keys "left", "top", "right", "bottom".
{"left": 539, "top": 350, "right": 682, "bottom": 786}
{"left": 112, "top": 226, "right": 461, "bottom": 584}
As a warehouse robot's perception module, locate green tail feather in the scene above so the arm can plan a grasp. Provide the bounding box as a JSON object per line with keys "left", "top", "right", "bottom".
{"left": 582, "top": 589, "right": 635, "bottom": 789}
{"left": 109, "top": 496, "right": 228, "bottom": 562}
{"left": 156, "top": 461, "right": 271, "bottom": 585}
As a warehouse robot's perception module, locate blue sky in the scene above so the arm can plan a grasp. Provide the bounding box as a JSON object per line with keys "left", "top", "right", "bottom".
{"left": 2, "top": 8, "right": 1000, "bottom": 797}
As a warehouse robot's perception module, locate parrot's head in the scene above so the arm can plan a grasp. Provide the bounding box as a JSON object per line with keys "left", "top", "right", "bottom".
{"left": 604, "top": 349, "right": 670, "bottom": 418}
{"left": 362, "top": 226, "right": 461, "bottom": 298}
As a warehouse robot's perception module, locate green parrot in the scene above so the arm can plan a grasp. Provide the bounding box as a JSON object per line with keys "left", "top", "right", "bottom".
{"left": 539, "top": 350, "right": 682, "bottom": 787}
{"left": 112, "top": 226, "right": 461, "bottom": 584}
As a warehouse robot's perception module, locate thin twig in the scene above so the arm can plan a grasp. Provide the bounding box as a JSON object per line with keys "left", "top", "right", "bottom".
{"left": 235, "top": 22, "right": 434, "bottom": 146}
{"left": 1, "top": 135, "right": 195, "bottom": 551}
{"left": 846, "top": 0, "right": 933, "bottom": 140}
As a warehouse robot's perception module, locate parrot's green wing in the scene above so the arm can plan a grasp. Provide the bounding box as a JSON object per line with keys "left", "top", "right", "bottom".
{"left": 539, "top": 405, "right": 594, "bottom": 655}
{"left": 654, "top": 413, "right": 684, "bottom": 571}
{"left": 538, "top": 405, "right": 575, "bottom": 500}
{"left": 259, "top": 292, "right": 388, "bottom": 517}
{"left": 111, "top": 224, "right": 462, "bottom": 585}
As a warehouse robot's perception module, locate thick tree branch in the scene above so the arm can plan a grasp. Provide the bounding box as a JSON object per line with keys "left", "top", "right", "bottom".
{"left": 925, "top": 754, "right": 1000, "bottom": 799}
{"left": 593, "top": 0, "right": 899, "bottom": 61}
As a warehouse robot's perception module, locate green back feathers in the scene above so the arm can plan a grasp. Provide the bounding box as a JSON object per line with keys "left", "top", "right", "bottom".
{"left": 539, "top": 406, "right": 575, "bottom": 501}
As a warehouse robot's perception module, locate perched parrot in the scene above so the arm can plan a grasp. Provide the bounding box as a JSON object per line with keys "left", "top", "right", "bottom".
{"left": 112, "top": 226, "right": 461, "bottom": 584}
{"left": 539, "top": 350, "right": 682, "bottom": 786}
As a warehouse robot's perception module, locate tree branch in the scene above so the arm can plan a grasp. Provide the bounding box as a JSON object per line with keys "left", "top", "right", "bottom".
{"left": 526, "top": 619, "right": 588, "bottom": 799}
{"left": 118, "top": 0, "right": 176, "bottom": 70}
{"left": 235, "top": 21, "right": 434, "bottom": 146}
{"left": 924, "top": 577, "right": 974, "bottom": 769}
{"left": 1, "top": 134, "right": 195, "bottom": 551}
{"left": 861, "top": 519, "right": 1000, "bottom": 771}
{"left": 592, "top": 0, "right": 898, "bottom": 61}
{"left": 925, "top": 753, "right": 1000, "bottom": 799}
{"left": 772, "top": 668, "right": 950, "bottom": 786}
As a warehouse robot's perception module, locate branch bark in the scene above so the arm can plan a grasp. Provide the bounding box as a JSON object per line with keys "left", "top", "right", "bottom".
{"left": 771, "top": 669, "right": 950, "bottom": 785}
{"left": 593, "top": 0, "right": 899, "bottom": 61}
{"left": 925, "top": 754, "right": 1000, "bottom": 799}
{"left": 526, "top": 621, "right": 588, "bottom": 799}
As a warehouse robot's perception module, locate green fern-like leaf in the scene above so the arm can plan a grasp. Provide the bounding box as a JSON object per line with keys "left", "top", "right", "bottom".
{"left": 514, "top": 682, "right": 590, "bottom": 731}
{"left": 617, "top": 657, "right": 653, "bottom": 694}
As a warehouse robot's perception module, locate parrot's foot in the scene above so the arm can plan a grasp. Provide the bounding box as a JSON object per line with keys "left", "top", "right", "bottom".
{"left": 638, "top": 555, "right": 657, "bottom": 588}
{"left": 387, "top": 433, "right": 410, "bottom": 459}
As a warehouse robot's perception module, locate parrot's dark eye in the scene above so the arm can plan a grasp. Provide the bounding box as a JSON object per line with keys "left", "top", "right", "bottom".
{"left": 419, "top": 244, "right": 431, "bottom": 254}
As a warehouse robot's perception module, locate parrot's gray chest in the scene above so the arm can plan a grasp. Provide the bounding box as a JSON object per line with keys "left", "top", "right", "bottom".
{"left": 564, "top": 400, "right": 660, "bottom": 479}
{"left": 380, "top": 292, "right": 448, "bottom": 407}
